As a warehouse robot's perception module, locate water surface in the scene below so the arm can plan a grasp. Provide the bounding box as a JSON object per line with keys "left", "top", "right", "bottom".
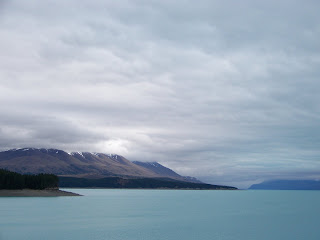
{"left": 1, "top": 189, "right": 319, "bottom": 240}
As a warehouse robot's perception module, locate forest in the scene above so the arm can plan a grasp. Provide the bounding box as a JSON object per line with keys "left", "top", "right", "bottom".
{"left": 0, "top": 169, "right": 59, "bottom": 190}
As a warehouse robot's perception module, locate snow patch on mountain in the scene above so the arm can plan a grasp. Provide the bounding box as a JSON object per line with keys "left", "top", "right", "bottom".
{"left": 107, "top": 154, "right": 119, "bottom": 160}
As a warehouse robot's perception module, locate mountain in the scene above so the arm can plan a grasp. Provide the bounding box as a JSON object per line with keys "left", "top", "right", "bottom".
{"left": 0, "top": 148, "right": 237, "bottom": 189}
{"left": 249, "top": 180, "right": 320, "bottom": 190}
{"left": 0, "top": 148, "right": 197, "bottom": 182}
{"left": 133, "top": 161, "right": 203, "bottom": 183}
{"left": 133, "top": 161, "right": 181, "bottom": 177}
{"left": 0, "top": 148, "right": 161, "bottom": 178}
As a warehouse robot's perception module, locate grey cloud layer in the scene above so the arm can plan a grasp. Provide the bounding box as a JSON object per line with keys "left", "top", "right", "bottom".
{"left": 1, "top": 0, "right": 320, "bottom": 188}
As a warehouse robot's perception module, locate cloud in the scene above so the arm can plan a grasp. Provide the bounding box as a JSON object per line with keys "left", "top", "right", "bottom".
{"left": 1, "top": 0, "right": 320, "bottom": 188}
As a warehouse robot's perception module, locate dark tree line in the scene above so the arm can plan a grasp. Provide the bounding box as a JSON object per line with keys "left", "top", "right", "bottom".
{"left": 59, "top": 176, "right": 237, "bottom": 190}
{"left": 0, "top": 169, "right": 59, "bottom": 190}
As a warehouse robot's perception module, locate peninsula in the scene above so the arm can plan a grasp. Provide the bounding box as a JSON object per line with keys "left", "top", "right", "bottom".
{"left": 0, "top": 169, "right": 80, "bottom": 197}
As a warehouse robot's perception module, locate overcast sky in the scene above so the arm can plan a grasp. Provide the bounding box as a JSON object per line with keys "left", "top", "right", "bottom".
{"left": 1, "top": 0, "right": 320, "bottom": 188}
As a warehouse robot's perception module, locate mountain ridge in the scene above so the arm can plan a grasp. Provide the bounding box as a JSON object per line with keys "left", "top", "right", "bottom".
{"left": 0, "top": 148, "right": 197, "bottom": 182}
{"left": 132, "top": 161, "right": 203, "bottom": 183}
{"left": 249, "top": 179, "right": 320, "bottom": 190}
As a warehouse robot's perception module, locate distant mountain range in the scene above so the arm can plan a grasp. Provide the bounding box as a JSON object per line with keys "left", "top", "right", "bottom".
{"left": 249, "top": 180, "right": 320, "bottom": 190}
{"left": 0, "top": 148, "right": 236, "bottom": 189}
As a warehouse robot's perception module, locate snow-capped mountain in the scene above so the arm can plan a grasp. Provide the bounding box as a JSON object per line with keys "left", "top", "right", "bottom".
{"left": 0, "top": 148, "right": 194, "bottom": 182}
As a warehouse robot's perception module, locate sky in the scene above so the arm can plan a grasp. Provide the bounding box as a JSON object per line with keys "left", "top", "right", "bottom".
{"left": 0, "top": 0, "right": 320, "bottom": 188}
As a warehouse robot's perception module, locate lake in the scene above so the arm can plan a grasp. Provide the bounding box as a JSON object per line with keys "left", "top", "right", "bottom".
{"left": 1, "top": 189, "right": 319, "bottom": 240}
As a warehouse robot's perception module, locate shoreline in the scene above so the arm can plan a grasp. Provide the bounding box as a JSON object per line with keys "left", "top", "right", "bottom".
{"left": 62, "top": 187, "right": 238, "bottom": 190}
{"left": 0, "top": 189, "right": 81, "bottom": 197}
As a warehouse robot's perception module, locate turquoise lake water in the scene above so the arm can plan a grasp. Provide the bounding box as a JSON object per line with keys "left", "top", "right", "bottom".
{"left": 1, "top": 189, "right": 319, "bottom": 240}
